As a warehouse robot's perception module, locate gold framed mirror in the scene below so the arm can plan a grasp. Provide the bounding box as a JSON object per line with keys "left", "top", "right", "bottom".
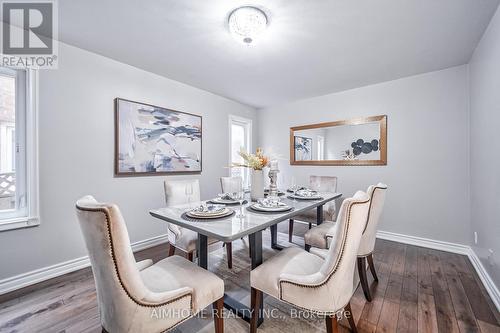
{"left": 290, "top": 115, "right": 387, "bottom": 166}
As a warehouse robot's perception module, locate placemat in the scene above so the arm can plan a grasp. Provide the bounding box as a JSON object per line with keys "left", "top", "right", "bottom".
{"left": 264, "top": 192, "right": 285, "bottom": 197}
{"left": 206, "top": 199, "right": 248, "bottom": 206}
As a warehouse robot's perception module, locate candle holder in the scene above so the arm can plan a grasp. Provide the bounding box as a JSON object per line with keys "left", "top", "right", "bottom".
{"left": 268, "top": 167, "right": 279, "bottom": 198}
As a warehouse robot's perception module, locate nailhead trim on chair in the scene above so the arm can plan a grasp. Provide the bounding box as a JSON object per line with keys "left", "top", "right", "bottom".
{"left": 362, "top": 184, "right": 387, "bottom": 234}
{"left": 76, "top": 205, "right": 194, "bottom": 312}
{"left": 324, "top": 184, "right": 387, "bottom": 247}
{"left": 278, "top": 197, "right": 370, "bottom": 313}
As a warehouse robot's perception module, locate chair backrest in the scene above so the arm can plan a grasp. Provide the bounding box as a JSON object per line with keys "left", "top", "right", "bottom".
{"left": 75, "top": 196, "right": 148, "bottom": 331}
{"left": 319, "top": 191, "right": 370, "bottom": 308}
{"left": 220, "top": 176, "right": 242, "bottom": 193}
{"left": 358, "top": 183, "right": 387, "bottom": 256}
{"left": 279, "top": 191, "right": 369, "bottom": 313}
{"left": 164, "top": 179, "right": 201, "bottom": 206}
{"left": 310, "top": 175, "right": 338, "bottom": 220}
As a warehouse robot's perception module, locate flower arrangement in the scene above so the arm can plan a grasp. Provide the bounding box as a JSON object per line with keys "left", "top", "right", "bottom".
{"left": 232, "top": 148, "right": 269, "bottom": 170}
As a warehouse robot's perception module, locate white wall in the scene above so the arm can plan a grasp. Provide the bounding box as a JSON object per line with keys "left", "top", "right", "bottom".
{"left": 0, "top": 42, "right": 257, "bottom": 279}
{"left": 258, "top": 66, "right": 470, "bottom": 244}
{"left": 469, "top": 5, "right": 500, "bottom": 287}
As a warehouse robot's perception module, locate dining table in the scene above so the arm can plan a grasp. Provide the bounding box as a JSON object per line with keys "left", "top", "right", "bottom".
{"left": 150, "top": 191, "right": 342, "bottom": 327}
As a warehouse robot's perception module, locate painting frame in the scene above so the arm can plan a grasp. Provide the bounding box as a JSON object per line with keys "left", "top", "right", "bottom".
{"left": 294, "top": 136, "right": 313, "bottom": 161}
{"left": 114, "top": 98, "right": 202, "bottom": 177}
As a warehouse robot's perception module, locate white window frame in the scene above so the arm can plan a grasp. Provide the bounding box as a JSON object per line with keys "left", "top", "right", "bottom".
{"left": 0, "top": 68, "right": 39, "bottom": 232}
{"left": 228, "top": 115, "right": 252, "bottom": 189}
{"left": 317, "top": 135, "right": 324, "bottom": 160}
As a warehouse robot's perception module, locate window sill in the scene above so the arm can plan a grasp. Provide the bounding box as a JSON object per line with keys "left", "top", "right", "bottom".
{"left": 0, "top": 216, "right": 40, "bottom": 232}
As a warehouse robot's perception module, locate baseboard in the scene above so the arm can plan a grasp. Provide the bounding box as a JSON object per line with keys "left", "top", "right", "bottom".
{"left": 377, "top": 230, "right": 500, "bottom": 311}
{"left": 467, "top": 250, "right": 500, "bottom": 311}
{"left": 376, "top": 230, "right": 470, "bottom": 255}
{"left": 0, "top": 234, "right": 168, "bottom": 295}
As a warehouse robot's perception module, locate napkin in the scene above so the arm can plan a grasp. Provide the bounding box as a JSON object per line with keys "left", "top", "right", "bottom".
{"left": 257, "top": 198, "right": 286, "bottom": 208}
{"left": 218, "top": 193, "right": 236, "bottom": 201}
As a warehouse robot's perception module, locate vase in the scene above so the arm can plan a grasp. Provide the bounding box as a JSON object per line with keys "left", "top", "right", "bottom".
{"left": 250, "top": 169, "right": 265, "bottom": 201}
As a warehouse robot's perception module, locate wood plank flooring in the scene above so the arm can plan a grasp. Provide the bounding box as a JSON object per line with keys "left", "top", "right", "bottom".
{"left": 0, "top": 222, "right": 499, "bottom": 333}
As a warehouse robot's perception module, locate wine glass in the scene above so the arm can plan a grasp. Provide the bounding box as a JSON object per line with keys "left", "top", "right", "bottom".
{"left": 234, "top": 190, "right": 245, "bottom": 218}
{"left": 278, "top": 173, "right": 285, "bottom": 193}
{"left": 290, "top": 176, "right": 298, "bottom": 199}
{"left": 185, "top": 183, "right": 194, "bottom": 208}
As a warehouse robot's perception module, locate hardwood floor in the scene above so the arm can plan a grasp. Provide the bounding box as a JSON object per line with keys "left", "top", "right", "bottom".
{"left": 0, "top": 222, "right": 499, "bottom": 333}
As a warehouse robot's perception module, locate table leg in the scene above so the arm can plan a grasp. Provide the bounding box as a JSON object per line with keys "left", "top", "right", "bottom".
{"left": 197, "top": 233, "right": 208, "bottom": 269}
{"left": 223, "top": 230, "right": 264, "bottom": 327}
{"left": 270, "top": 224, "right": 285, "bottom": 251}
{"left": 249, "top": 230, "right": 263, "bottom": 268}
{"left": 317, "top": 205, "right": 324, "bottom": 226}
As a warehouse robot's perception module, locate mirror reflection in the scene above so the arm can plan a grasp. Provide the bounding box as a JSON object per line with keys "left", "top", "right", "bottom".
{"left": 290, "top": 115, "right": 387, "bottom": 166}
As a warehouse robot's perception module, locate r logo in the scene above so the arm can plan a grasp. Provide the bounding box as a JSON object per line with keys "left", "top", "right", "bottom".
{"left": 2, "top": 2, "right": 53, "bottom": 54}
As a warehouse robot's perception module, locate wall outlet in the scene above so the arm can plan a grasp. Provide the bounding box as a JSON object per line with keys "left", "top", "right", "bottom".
{"left": 474, "top": 231, "right": 478, "bottom": 244}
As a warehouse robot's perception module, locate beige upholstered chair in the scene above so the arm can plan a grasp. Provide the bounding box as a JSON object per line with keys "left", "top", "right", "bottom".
{"left": 306, "top": 183, "right": 388, "bottom": 301}
{"left": 75, "top": 196, "right": 224, "bottom": 333}
{"left": 288, "top": 176, "right": 338, "bottom": 242}
{"left": 220, "top": 176, "right": 243, "bottom": 194}
{"left": 164, "top": 179, "right": 233, "bottom": 269}
{"left": 250, "top": 191, "right": 371, "bottom": 333}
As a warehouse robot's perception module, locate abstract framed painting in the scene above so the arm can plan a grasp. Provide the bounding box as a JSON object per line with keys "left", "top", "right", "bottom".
{"left": 294, "top": 136, "right": 312, "bottom": 161}
{"left": 114, "top": 98, "right": 202, "bottom": 176}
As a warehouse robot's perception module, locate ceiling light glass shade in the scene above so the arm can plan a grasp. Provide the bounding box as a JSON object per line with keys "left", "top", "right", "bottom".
{"left": 228, "top": 6, "right": 268, "bottom": 44}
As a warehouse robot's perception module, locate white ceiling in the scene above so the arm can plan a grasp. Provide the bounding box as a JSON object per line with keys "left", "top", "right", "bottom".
{"left": 58, "top": 0, "right": 500, "bottom": 108}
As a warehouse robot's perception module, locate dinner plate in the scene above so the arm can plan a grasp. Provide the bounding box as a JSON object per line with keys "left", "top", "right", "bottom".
{"left": 250, "top": 203, "right": 291, "bottom": 212}
{"left": 186, "top": 208, "right": 233, "bottom": 219}
{"left": 211, "top": 197, "right": 239, "bottom": 204}
{"left": 287, "top": 194, "right": 323, "bottom": 200}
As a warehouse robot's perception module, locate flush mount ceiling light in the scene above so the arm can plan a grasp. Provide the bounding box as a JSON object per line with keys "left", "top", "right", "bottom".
{"left": 228, "top": 6, "right": 268, "bottom": 44}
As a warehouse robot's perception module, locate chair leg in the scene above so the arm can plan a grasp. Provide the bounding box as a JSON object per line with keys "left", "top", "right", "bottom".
{"left": 345, "top": 302, "right": 358, "bottom": 333}
{"left": 212, "top": 297, "right": 224, "bottom": 333}
{"left": 308, "top": 221, "right": 312, "bottom": 229}
{"left": 357, "top": 257, "right": 372, "bottom": 302}
{"left": 367, "top": 253, "right": 379, "bottom": 282}
{"left": 168, "top": 243, "right": 176, "bottom": 256}
{"left": 325, "top": 314, "right": 339, "bottom": 333}
{"left": 250, "top": 288, "right": 262, "bottom": 333}
{"left": 187, "top": 251, "right": 194, "bottom": 262}
{"left": 288, "top": 219, "right": 294, "bottom": 242}
{"left": 225, "top": 242, "right": 232, "bottom": 269}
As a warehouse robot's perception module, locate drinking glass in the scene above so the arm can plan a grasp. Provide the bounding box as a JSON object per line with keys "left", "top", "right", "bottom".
{"left": 185, "top": 183, "right": 193, "bottom": 208}
{"left": 290, "top": 177, "right": 298, "bottom": 199}
{"left": 235, "top": 191, "right": 245, "bottom": 218}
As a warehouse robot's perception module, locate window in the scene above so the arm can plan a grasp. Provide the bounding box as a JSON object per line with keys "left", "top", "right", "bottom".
{"left": 0, "top": 67, "right": 38, "bottom": 231}
{"left": 317, "top": 135, "right": 324, "bottom": 160}
{"left": 229, "top": 115, "right": 252, "bottom": 189}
